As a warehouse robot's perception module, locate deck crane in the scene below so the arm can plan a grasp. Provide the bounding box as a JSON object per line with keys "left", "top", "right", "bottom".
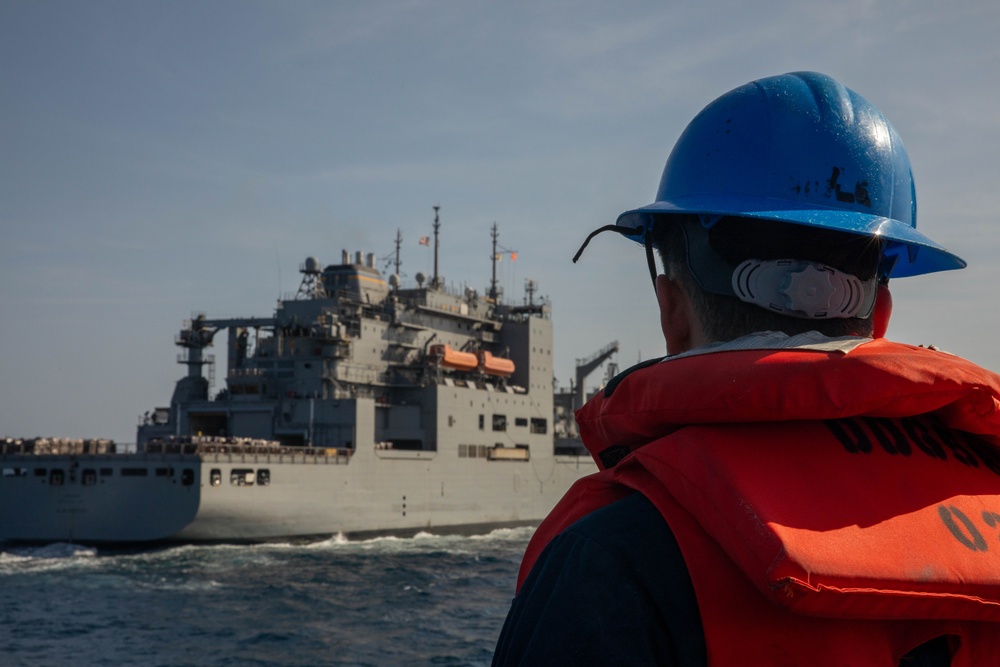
{"left": 574, "top": 341, "right": 619, "bottom": 411}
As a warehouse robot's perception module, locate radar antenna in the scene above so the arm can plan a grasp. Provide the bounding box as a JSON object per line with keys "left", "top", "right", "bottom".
{"left": 296, "top": 257, "right": 327, "bottom": 299}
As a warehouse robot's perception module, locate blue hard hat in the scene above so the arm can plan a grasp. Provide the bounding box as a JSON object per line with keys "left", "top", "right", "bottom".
{"left": 617, "top": 71, "right": 966, "bottom": 278}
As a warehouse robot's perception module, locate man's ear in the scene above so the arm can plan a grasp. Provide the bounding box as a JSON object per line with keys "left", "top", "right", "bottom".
{"left": 872, "top": 283, "right": 892, "bottom": 338}
{"left": 656, "top": 274, "right": 692, "bottom": 355}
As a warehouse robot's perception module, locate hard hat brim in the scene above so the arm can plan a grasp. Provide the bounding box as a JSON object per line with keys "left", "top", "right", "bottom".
{"left": 617, "top": 194, "right": 967, "bottom": 279}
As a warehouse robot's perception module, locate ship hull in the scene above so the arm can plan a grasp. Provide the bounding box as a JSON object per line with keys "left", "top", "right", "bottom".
{"left": 0, "top": 453, "right": 201, "bottom": 543}
{"left": 0, "top": 447, "right": 591, "bottom": 544}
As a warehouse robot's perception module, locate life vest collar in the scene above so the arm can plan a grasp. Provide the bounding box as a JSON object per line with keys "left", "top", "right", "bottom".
{"left": 577, "top": 338, "right": 1000, "bottom": 471}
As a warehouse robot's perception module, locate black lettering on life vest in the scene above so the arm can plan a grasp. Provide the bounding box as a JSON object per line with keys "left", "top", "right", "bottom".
{"left": 982, "top": 511, "right": 1000, "bottom": 529}
{"left": 825, "top": 417, "right": 1000, "bottom": 478}
{"left": 862, "top": 417, "right": 911, "bottom": 456}
{"left": 825, "top": 419, "right": 872, "bottom": 454}
{"left": 901, "top": 418, "right": 947, "bottom": 460}
{"left": 967, "top": 438, "right": 1000, "bottom": 476}
{"left": 932, "top": 423, "right": 979, "bottom": 468}
{"left": 938, "top": 505, "right": 988, "bottom": 552}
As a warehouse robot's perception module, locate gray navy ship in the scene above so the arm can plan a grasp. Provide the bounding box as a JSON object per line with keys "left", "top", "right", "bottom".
{"left": 0, "top": 213, "right": 609, "bottom": 544}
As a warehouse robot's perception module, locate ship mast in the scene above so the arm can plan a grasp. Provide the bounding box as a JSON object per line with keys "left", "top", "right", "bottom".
{"left": 489, "top": 223, "right": 517, "bottom": 303}
{"left": 393, "top": 228, "right": 402, "bottom": 277}
{"left": 432, "top": 205, "right": 441, "bottom": 289}
{"left": 489, "top": 223, "right": 500, "bottom": 302}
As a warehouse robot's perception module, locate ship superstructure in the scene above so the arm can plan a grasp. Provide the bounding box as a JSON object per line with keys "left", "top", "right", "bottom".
{"left": 139, "top": 228, "right": 554, "bottom": 457}
{"left": 0, "top": 214, "right": 605, "bottom": 544}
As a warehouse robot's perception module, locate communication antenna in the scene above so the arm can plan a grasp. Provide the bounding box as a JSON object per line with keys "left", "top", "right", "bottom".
{"left": 381, "top": 228, "right": 403, "bottom": 281}
{"left": 489, "top": 222, "right": 517, "bottom": 302}
{"left": 393, "top": 228, "right": 402, "bottom": 277}
{"left": 525, "top": 279, "right": 537, "bottom": 306}
{"left": 274, "top": 248, "right": 283, "bottom": 303}
{"left": 432, "top": 206, "right": 441, "bottom": 289}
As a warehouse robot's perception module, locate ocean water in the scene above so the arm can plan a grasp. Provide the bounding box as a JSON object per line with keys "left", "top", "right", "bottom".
{"left": 0, "top": 529, "right": 531, "bottom": 667}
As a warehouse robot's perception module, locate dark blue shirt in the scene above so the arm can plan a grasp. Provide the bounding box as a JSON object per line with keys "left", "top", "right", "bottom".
{"left": 493, "top": 493, "right": 706, "bottom": 666}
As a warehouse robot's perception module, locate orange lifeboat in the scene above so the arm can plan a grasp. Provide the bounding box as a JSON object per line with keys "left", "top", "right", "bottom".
{"left": 430, "top": 344, "right": 478, "bottom": 372}
{"left": 477, "top": 350, "right": 515, "bottom": 377}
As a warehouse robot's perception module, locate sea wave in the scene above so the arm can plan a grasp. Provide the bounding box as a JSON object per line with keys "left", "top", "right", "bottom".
{"left": 0, "top": 529, "right": 527, "bottom": 666}
{"left": 0, "top": 542, "right": 99, "bottom": 573}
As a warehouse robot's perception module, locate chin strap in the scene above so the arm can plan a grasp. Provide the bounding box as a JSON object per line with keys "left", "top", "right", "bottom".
{"left": 572, "top": 223, "right": 658, "bottom": 295}
{"left": 571, "top": 224, "right": 627, "bottom": 263}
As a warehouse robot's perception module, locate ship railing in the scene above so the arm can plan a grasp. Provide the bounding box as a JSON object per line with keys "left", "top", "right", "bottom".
{"left": 144, "top": 437, "right": 353, "bottom": 465}
{"left": 144, "top": 442, "right": 217, "bottom": 455}
{"left": 144, "top": 435, "right": 280, "bottom": 455}
{"left": 0, "top": 438, "right": 120, "bottom": 456}
{"left": 196, "top": 446, "right": 353, "bottom": 465}
{"left": 1, "top": 441, "right": 29, "bottom": 455}
{"left": 1, "top": 437, "right": 354, "bottom": 465}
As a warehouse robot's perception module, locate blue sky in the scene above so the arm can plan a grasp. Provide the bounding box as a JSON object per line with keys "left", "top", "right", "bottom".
{"left": 2, "top": 1, "right": 999, "bottom": 442}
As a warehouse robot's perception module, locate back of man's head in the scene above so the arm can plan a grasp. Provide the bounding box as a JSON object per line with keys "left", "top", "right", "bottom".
{"left": 653, "top": 216, "right": 882, "bottom": 341}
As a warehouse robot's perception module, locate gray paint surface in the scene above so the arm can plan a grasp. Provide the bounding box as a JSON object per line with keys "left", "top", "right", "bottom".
{"left": 1, "top": 236, "right": 596, "bottom": 543}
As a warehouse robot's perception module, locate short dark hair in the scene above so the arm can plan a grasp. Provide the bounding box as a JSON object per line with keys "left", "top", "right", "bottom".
{"left": 652, "top": 216, "right": 882, "bottom": 341}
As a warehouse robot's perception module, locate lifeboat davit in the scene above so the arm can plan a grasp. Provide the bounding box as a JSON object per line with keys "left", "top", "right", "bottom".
{"left": 430, "top": 344, "right": 478, "bottom": 372}
{"left": 477, "top": 350, "right": 515, "bottom": 377}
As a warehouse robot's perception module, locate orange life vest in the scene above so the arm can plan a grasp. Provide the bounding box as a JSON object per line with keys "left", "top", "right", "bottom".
{"left": 519, "top": 339, "right": 1000, "bottom": 665}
